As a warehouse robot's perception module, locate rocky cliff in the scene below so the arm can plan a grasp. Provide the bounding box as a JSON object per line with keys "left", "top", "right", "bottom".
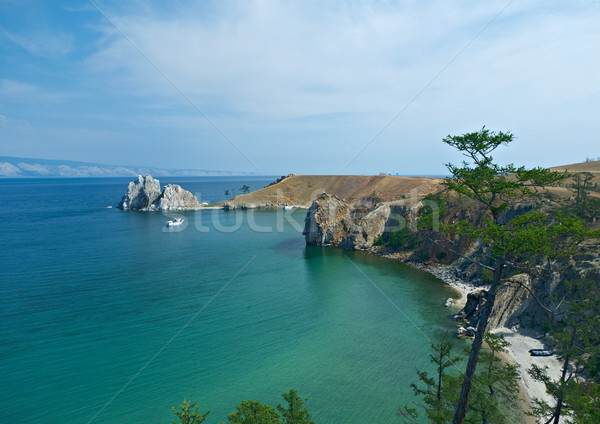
{"left": 302, "top": 190, "right": 600, "bottom": 332}
{"left": 118, "top": 175, "right": 201, "bottom": 211}
{"left": 303, "top": 193, "right": 422, "bottom": 250}
{"left": 155, "top": 184, "right": 202, "bottom": 210}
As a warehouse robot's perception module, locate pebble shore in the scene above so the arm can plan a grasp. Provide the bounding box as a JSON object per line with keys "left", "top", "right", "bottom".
{"left": 373, "top": 249, "right": 485, "bottom": 308}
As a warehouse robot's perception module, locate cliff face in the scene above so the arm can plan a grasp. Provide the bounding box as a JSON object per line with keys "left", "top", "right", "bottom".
{"left": 119, "top": 175, "right": 162, "bottom": 210}
{"left": 118, "top": 175, "right": 201, "bottom": 211}
{"left": 155, "top": 184, "right": 202, "bottom": 210}
{"left": 302, "top": 192, "right": 600, "bottom": 331}
{"left": 303, "top": 194, "right": 421, "bottom": 250}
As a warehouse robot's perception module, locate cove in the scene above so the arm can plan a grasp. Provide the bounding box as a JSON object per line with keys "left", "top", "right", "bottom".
{"left": 0, "top": 178, "right": 458, "bottom": 423}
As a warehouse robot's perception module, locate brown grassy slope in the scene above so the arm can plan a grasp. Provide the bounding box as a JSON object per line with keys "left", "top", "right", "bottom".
{"left": 551, "top": 160, "right": 600, "bottom": 173}
{"left": 225, "top": 174, "right": 443, "bottom": 207}
{"left": 548, "top": 160, "right": 600, "bottom": 201}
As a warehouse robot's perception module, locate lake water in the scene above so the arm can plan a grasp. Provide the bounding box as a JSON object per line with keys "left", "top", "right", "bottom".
{"left": 0, "top": 177, "right": 459, "bottom": 423}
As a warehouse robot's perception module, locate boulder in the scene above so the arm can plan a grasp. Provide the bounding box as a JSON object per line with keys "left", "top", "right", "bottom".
{"left": 454, "top": 290, "right": 487, "bottom": 327}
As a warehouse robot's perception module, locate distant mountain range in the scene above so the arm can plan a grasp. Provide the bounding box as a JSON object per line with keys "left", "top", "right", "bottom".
{"left": 0, "top": 156, "right": 256, "bottom": 178}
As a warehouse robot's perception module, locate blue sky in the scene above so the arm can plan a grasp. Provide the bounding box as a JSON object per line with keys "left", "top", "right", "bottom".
{"left": 1, "top": 0, "right": 599, "bottom": 175}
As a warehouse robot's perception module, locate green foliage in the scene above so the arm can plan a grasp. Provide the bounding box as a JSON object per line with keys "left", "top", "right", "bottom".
{"left": 401, "top": 333, "right": 461, "bottom": 424}
{"left": 172, "top": 400, "right": 211, "bottom": 424}
{"left": 564, "top": 381, "right": 600, "bottom": 424}
{"left": 403, "top": 332, "right": 521, "bottom": 424}
{"left": 418, "top": 193, "right": 448, "bottom": 231}
{"left": 465, "top": 334, "right": 519, "bottom": 424}
{"left": 375, "top": 227, "right": 420, "bottom": 250}
{"left": 448, "top": 210, "right": 600, "bottom": 263}
{"left": 241, "top": 185, "right": 251, "bottom": 194}
{"left": 440, "top": 127, "right": 585, "bottom": 424}
{"left": 565, "top": 172, "right": 600, "bottom": 222}
{"left": 572, "top": 172, "right": 594, "bottom": 205}
{"left": 575, "top": 197, "right": 600, "bottom": 222}
{"left": 442, "top": 126, "right": 568, "bottom": 217}
{"left": 173, "top": 389, "right": 312, "bottom": 424}
{"left": 528, "top": 280, "right": 600, "bottom": 424}
{"left": 481, "top": 268, "right": 494, "bottom": 284}
{"left": 277, "top": 389, "right": 314, "bottom": 424}
{"left": 388, "top": 227, "right": 420, "bottom": 249}
{"left": 226, "top": 400, "right": 281, "bottom": 424}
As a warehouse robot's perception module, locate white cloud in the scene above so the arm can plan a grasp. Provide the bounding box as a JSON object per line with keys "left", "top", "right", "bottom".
{"left": 86, "top": 1, "right": 520, "bottom": 118}
{"left": 0, "top": 79, "right": 71, "bottom": 104}
{"left": 1, "top": 29, "right": 73, "bottom": 58}
{"left": 5, "top": 0, "right": 598, "bottom": 174}
{"left": 85, "top": 1, "right": 599, "bottom": 122}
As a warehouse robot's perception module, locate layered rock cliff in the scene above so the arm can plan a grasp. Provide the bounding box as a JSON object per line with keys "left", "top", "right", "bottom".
{"left": 303, "top": 193, "right": 422, "bottom": 250}
{"left": 118, "top": 175, "right": 201, "bottom": 211}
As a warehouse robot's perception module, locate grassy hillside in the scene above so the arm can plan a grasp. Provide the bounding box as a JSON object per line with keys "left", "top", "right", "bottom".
{"left": 224, "top": 174, "right": 443, "bottom": 207}
{"left": 551, "top": 160, "right": 600, "bottom": 173}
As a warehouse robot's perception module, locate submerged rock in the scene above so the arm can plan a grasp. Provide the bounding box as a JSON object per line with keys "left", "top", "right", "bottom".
{"left": 118, "top": 175, "right": 201, "bottom": 211}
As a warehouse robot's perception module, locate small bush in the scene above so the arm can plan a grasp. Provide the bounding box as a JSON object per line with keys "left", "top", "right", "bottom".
{"left": 482, "top": 268, "right": 494, "bottom": 283}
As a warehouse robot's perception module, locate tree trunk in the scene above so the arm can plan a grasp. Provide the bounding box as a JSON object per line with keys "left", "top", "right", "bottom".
{"left": 437, "top": 345, "right": 443, "bottom": 402}
{"left": 487, "top": 347, "right": 495, "bottom": 397}
{"left": 452, "top": 259, "right": 505, "bottom": 424}
{"left": 551, "top": 354, "right": 570, "bottom": 424}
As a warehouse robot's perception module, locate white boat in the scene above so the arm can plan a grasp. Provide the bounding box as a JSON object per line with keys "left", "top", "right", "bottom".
{"left": 284, "top": 205, "right": 294, "bottom": 210}
{"left": 166, "top": 218, "right": 184, "bottom": 227}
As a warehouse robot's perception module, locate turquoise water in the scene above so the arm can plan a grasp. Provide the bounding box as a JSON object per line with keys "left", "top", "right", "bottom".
{"left": 0, "top": 178, "right": 459, "bottom": 423}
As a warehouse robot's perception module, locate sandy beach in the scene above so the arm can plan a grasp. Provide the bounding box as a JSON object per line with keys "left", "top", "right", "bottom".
{"left": 492, "top": 327, "right": 564, "bottom": 423}
{"left": 376, "top": 250, "right": 564, "bottom": 422}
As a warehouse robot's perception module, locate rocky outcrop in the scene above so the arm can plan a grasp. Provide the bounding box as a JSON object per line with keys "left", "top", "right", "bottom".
{"left": 118, "top": 175, "right": 201, "bottom": 211}
{"left": 303, "top": 194, "right": 351, "bottom": 246}
{"left": 155, "top": 184, "right": 201, "bottom": 210}
{"left": 453, "top": 276, "right": 533, "bottom": 331}
{"left": 265, "top": 173, "right": 297, "bottom": 188}
{"left": 301, "top": 189, "right": 600, "bottom": 333}
{"left": 119, "top": 175, "right": 162, "bottom": 210}
{"left": 303, "top": 193, "right": 424, "bottom": 250}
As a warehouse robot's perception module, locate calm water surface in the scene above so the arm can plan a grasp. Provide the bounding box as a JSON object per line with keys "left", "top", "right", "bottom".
{"left": 0, "top": 177, "right": 459, "bottom": 423}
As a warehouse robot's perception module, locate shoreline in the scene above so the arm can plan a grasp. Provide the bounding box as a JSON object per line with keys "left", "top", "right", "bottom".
{"left": 373, "top": 249, "right": 484, "bottom": 308}
{"left": 492, "top": 327, "right": 564, "bottom": 424}
{"left": 371, "top": 248, "right": 561, "bottom": 423}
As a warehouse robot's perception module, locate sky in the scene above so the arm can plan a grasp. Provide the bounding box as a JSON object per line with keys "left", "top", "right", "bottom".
{"left": 0, "top": 0, "right": 599, "bottom": 175}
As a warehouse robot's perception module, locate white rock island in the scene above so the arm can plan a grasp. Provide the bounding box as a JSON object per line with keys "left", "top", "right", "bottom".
{"left": 118, "top": 175, "right": 202, "bottom": 211}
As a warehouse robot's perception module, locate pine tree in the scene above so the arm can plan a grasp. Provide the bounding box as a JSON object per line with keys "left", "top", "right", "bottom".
{"left": 528, "top": 280, "right": 600, "bottom": 424}
{"left": 438, "top": 127, "right": 596, "bottom": 424}
{"left": 400, "top": 332, "right": 461, "bottom": 423}
{"left": 225, "top": 400, "right": 281, "bottom": 424}
{"left": 277, "top": 389, "right": 314, "bottom": 424}
{"left": 465, "top": 333, "right": 519, "bottom": 424}
{"left": 172, "top": 400, "right": 211, "bottom": 424}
